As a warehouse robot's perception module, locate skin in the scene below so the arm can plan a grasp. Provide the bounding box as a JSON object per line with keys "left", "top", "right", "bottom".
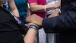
{"left": 26, "top": 14, "right": 43, "bottom": 26}
{"left": 29, "top": 0, "right": 61, "bottom": 12}
{"left": 8, "top": 0, "right": 20, "bottom": 17}
{"left": 26, "top": 14, "right": 59, "bottom": 26}
{"left": 48, "top": 9, "right": 60, "bottom": 18}
{"left": 24, "top": 28, "right": 37, "bottom": 43}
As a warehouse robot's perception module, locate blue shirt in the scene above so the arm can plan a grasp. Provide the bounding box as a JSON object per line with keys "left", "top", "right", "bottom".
{"left": 14, "top": 0, "right": 27, "bottom": 16}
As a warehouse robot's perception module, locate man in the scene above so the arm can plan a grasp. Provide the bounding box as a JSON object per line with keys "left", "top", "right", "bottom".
{"left": 26, "top": 0, "right": 76, "bottom": 43}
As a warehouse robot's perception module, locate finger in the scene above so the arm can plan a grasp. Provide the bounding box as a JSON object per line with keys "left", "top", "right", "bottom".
{"left": 26, "top": 16, "right": 31, "bottom": 23}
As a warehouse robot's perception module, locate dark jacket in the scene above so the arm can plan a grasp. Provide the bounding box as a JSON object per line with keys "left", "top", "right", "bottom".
{"left": 0, "top": 7, "right": 19, "bottom": 31}
{"left": 42, "top": 0, "right": 76, "bottom": 43}
{"left": 0, "top": 6, "right": 28, "bottom": 43}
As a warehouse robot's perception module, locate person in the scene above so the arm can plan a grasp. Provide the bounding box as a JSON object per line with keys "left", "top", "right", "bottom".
{"left": 26, "top": 0, "right": 76, "bottom": 43}
{"left": 28, "top": 0, "right": 60, "bottom": 18}
{"left": 0, "top": 0, "right": 39, "bottom": 43}
{"left": 14, "top": 0, "right": 28, "bottom": 23}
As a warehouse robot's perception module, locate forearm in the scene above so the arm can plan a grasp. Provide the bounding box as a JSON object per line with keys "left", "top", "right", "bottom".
{"left": 53, "top": 9, "right": 60, "bottom": 15}
{"left": 24, "top": 28, "right": 37, "bottom": 43}
{"left": 51, "top": 10, "right": 60, "bottom": 16}
{"left": 8, "top": 0, "right": 19, "bottom": 17}
{"left": 11, "top": 8, "right": 20, "bottom": 17}
{"left": 48, "top": 10, "right": 60, "bottom": 18}
{"left": 30, "top": 3, "right": 57, "bottom": 12}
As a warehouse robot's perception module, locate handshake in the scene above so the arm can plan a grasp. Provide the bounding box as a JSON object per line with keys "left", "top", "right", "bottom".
{"left": 26, "top": 14, "right": 44, "bottom": 30}
{"left": 26, "top": 13, "right": 59, "bottom": 30}
{"left": 26, "top": 13, "right": 60, "bottom": 25}
{"left": 26, "top": 14, "right": 43, "bottom": 27}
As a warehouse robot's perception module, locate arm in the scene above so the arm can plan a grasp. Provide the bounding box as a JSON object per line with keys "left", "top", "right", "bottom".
{"left": 24, "top": 23, "right": 38, "bottom": 43}
{"left": 29, "top": 1, "right": 60, "bottom": 12}
{"left": 48, "top": 9, "right": 60, "bottom": 18}
{"left": 8, "top": 0, "right": 19, "bottom": 17}
{"left": 24, "top": 28, "right": 37, "bottom": 43}
{"left": 42, "top": 1, "right": 76, "bottom": 33}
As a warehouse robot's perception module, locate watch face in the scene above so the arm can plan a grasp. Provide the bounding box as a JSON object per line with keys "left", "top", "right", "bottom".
{"left": 30, "top": 25, "right": 34, "bottom": 28}
{"left": 32, "top": 26, "right": 35, "bottom": 28}
{"left": 29, "top": 25, "right": 38, "bottom": 30}
{"left": 29, "top": 24, "right": 39, "bottom": 30}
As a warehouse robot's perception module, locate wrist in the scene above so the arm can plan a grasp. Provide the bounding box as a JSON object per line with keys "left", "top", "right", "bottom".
{"left": 29, "top": 28, "right": 37, "bottom": 33}
{"left": 28, "top": 24, "right": 39, "bottom": 31}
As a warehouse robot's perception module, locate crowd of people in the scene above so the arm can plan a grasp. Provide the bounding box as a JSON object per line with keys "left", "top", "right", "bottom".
{"left": 0, "top": 0, "right": 76, "bottom": 43}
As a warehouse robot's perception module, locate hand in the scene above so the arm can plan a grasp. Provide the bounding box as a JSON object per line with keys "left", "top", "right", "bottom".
{"left": 26, "top": 14, "right": 43, "bottom": 26}
{"left": 48, "top": 10, "right": 60, "bottom": 18}
{"left": 55, "top": 0, "right": 61, "bottom": 8}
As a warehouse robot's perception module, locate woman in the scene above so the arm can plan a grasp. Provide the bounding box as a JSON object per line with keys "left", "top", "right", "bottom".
{"left": 0, "top": 0, "right": 38, "bottom": 43}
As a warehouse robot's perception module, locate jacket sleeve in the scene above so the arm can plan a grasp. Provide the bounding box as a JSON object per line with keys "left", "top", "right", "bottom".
{"left": 42, "top": 0, "right": 76, "bottom": 33}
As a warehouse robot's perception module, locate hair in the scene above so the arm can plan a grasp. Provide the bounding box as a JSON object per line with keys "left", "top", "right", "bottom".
{"left": 0, "top": 0, "right": 5, "bottom": 5}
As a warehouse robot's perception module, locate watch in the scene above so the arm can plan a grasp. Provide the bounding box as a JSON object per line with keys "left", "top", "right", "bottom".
{"left": 29, "top": 24, "right": 39, "bottom": 31}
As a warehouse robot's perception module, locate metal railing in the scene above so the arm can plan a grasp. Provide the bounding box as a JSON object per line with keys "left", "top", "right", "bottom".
{"left": 36, "top": 32, "right": 56, "bottom": 43}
